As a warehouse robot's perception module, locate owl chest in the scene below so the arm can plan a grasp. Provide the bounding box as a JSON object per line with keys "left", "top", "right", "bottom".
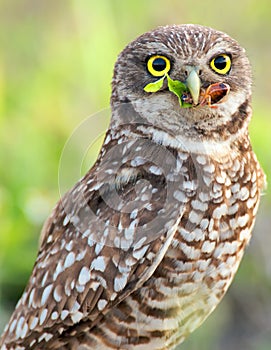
{"left": 161, "top": 158, "right": 259, "bottom": 297}
{"left": 100, "top": 180, "right": 258, "bottom": 350}
{"left": 89, "top": 151, "right": 260, "bottom": 349}
{"left": 142, "top": 156, "right": 260, "bottom": 336}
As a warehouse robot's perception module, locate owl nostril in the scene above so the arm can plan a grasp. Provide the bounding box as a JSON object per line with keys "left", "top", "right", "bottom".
{"left": 184, "top": 68, "right": 202, "bottom": 78}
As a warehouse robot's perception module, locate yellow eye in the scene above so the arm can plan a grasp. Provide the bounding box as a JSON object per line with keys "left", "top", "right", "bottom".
{"left": 210, "top": 54, "right": 231, "bottom": 75}
{"left": 147, "top": 55, "right": 171, "bottom": 77}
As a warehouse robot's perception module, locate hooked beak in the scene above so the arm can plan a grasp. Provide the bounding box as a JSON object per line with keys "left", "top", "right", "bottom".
{"left": 186, "top": 69, "right": 201, "bottom": 105}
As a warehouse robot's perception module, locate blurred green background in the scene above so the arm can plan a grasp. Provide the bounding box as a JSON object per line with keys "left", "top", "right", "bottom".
{"left": 0, "top": 1, "right": 271, "bottom": 349}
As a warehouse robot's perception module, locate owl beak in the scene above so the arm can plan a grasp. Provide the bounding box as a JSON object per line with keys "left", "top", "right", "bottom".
{"left": 185, "top": 68, "right": 201, "bottom": 105}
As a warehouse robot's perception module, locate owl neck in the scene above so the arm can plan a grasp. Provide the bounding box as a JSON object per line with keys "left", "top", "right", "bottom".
{"left": 109, "top": 98, "right": 252, "bottom": 158}
{"left": 191, "top": 98, "right": 252, "bottom": 141}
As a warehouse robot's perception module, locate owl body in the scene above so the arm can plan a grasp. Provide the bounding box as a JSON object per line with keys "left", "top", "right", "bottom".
{"left": 57, "top": 125, "right": 261, "bottom": 350}
{"left": 0, "top": 24, "right": 265, "bottom": 349}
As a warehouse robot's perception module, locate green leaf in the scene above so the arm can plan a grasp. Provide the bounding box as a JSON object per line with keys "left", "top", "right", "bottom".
{"left": 167, "top": 74, "right": 187, "bottom": 97}
{"left": 143, "top": 74, "right": 192, "bottom": 108}
{"left": 166, "top": 74, "right": 192, "bottom": 107}
{"left": 144, "top": 76, "right": 165, "bottom": 92}
{"left": 181, "top": 101, "right": 193, "bottom": 108}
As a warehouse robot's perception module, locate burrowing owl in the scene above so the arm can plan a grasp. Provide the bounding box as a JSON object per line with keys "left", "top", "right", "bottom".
{"left": 0, "top": 24, "right": 265, "bottom": 350}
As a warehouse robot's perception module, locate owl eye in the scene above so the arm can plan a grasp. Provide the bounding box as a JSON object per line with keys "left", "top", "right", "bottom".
{"left": 210, "top": 54, "right": 231, "bottom": 75}
{"left": 147, "top": 55, "right": 171, "bottom": 77}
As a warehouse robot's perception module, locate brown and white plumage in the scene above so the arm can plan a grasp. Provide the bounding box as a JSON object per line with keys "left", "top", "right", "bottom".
{"left": 0, "top": 24, "right": 265, "bottom": 349}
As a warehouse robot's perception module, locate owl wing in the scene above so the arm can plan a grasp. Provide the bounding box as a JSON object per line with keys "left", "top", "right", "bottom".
{"left": 0, "top": 134, "right": 190, "bottom": 349}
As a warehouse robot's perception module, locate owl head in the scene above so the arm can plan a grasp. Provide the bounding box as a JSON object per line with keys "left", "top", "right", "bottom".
{"left": 110, "top": 24, "right": 252, "bottom": 141}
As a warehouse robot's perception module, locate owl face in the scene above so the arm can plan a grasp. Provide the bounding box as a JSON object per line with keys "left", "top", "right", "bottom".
{"left": 111, "top": 24, "right": 252, "bottom": 137}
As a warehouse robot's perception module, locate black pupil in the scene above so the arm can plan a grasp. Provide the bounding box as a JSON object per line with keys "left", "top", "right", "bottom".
{"left": 152, "top": 57, "right": 167, "bottom": 71}
{"left": 214, "top": 55, "right": 227, "bottom": 70}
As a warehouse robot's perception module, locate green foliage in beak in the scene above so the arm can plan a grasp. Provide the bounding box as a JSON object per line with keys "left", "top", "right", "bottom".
{"left": 143, "top": 74, "right": 192, "bottom": 108}
{"left": 166, "top": 74, "right": 192, "bottom": 108}
{"left": 143, "top": 76, "right": 165, "bottom": 92}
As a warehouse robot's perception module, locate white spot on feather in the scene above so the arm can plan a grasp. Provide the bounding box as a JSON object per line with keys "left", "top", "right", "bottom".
{"left": 15, "top": 317, "right": 25, "bottom": 339}
{"left": 61, "top": 310, "right": 69, "bottom": 320}
{"left": 149, "top": 165, "right": 162, "bottom": 175}
{"left": 82, "top": 229, "right": 90, "bottom": 238}
{"left": 29, "top": 316, "right": 38, "bottom": 330}
{"left": 189, "top": 210, "right": 202, "bottom": 224}
{"left": 20, "top": 322, "right": 28, "bottom": 339}
{"left": 114, "top": 274, "right": 128, "bottom": 292}
{"left": 201, "top": 241, "right": 216, "bottom": 254}
{"left": 30, "top": 339, "right": 36, "bottom": 346}
{"left": 130, "top": 156, "right": 146, "bottom": 166}
{"left": 76, "top": 249, "right": 87, "bottom": 261}
{"left": 64, "top": 252, "right": 75, "bottom": 269}
{"left": 28, "top": 288, "right": 36, "bottom": 308}
{"left": 63, "top": 215, "right": 70, "bottom": 226}
{"left": 173, "top": 190, "right": 186, "bottom": 202}
{"left": 91, "top": 256, "right": 106, "bottom": 272}
{"left": 39, "top": 308, "right": 48, "bottom": 325}
{"left": 97, "top": 299, "right": 108, "bottom": 311}
{"left": 196, "top": 155, "right": 207, "bottom": 165}
{"left": 95, "top": 242, "right": 104, "bottom": 255}
{"left": 53, "top": 261, "right": 64, "bottom": 280}
{"left": 51, "top": 311, "right": 59, "bottom": 320}
{"left": 65, "top": 241, "right": 73, "bottom": 252}
{"left": 213, "top": 204, "right": 227, "bottom": 219}
{"left": 44, "top": 333, "right": 53, "bottom": 341}
{"left": 71, "top": 311, "right": 83, "bottom": 323}
{"left": 130, "top": 208, "right": 138, "bottom": 219}
{"left": 41, "top": 284, "right": 53, "bottom": 306}
{"left": 133, "top": 236, "right": 147, "bottom": 250}
{"left": 9, "top": 319, "right": 17, "bottom": 333}
{"left": 53, "top": 285, "right": 62, "bottom": 302}
{"left": 78, "top": 266, "right": 91, "bottom": 285}
{"left": 133, "top": 245, "right": 148, "bottom": 260}
{"left": 237, "top": 214, "right": 250, "bottom": 227}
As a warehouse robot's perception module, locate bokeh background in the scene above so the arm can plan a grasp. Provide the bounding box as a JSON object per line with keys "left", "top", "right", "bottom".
{"left": 0, "top": 1, "right": 271, "bottom": 349}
